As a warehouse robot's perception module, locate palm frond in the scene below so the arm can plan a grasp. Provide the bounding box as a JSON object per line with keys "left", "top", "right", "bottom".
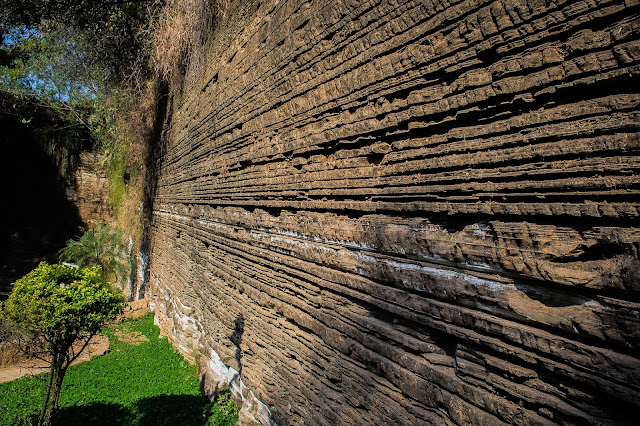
{"left": 59, "top": 222, "right": 129, "bottom": 287}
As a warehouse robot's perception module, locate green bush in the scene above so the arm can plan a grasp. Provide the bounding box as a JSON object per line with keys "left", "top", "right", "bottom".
{"left": 1, "top": 262, "right": 126, "bottom": 425}
{"left": 59, "top": 222, "right": 128, "bottom": 287}
{"left": 206, "top": 386, "right": 239, "bottom": 426}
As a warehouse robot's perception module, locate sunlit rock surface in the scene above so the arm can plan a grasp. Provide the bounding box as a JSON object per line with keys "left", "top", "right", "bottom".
{"left": 67, "top": 152, "right": 113, "bottom": 227}
{"left": 147, "top": 0, "right": 640, "bottom": 424}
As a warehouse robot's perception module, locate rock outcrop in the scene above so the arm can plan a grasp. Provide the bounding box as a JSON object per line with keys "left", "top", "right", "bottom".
{"left": 147, "top": 0, "right": 640, "bottom": 424}
{"left": 66, "top": 152, "right": 113, "bottom": 228}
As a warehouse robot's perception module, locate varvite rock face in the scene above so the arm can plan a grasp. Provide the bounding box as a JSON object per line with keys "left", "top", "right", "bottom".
{"left": 147, "top": 0, "right": 640, "bottom": 424}
{"left": 67, "top": 152, "right": 113, "bottom": 226}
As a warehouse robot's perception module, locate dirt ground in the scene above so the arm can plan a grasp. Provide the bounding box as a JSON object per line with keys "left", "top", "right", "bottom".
{"left": 0, "top": 335, "right": 110, "bottom": 383}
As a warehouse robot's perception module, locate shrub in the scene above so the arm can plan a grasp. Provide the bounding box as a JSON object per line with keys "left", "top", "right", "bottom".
{"left": 59, "top": 222, "right": 128, "bottom": 287}
{"left": 0, "top": 262, "right": 126, "bottom": 426}
{"left": 206, "top": 386, "right": 239, "bottom": 426}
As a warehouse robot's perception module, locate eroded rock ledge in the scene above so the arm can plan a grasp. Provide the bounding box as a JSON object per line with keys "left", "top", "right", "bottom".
{"left": 147, "top": 0, "right": 640, "bottom": 424}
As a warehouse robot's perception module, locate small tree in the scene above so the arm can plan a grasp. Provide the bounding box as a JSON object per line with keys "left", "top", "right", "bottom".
{"left": 59, "top": 222, "right": 128, "bottom": 286}
{"left": 0, "top": 262, "right": 126, "bottom": 426}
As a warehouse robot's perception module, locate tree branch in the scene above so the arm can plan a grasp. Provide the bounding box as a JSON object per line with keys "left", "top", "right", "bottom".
{"left": 66, "top": 332, "right": 95, "bottom": 365}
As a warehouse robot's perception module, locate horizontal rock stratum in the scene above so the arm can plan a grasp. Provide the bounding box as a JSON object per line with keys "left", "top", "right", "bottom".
{"left": 147, "top": 0, "right": 640, "bottom": 424}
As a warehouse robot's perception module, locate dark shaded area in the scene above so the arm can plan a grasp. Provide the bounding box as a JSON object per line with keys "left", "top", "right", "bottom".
{"left": 56, "top": 394, "right": 211, "bottom": 426}
{"left": 0, "top": 95, "right": 84, "bottom": 297}
{"left": 139, "top": 80, "right": 170, "bottom": 296}
{"left": 55, "top": 402, "right": 130, "bottom": 426}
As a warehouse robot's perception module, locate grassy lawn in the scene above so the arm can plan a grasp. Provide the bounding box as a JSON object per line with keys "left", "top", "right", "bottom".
{"left": 0, "top": 313, "right": 237, "bottom": 426}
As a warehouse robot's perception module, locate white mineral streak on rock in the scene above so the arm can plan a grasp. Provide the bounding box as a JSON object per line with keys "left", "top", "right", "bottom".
{"left": 148, "top": 273, "right": 198, "bottom": 356}
{"left": 125, "top": 236, "right": 134, "bottom": 301}
{"left": 205, "top": 346, "right": 276, "bottom": 426}
{"left": 383, "top": 257, "right": 501, "bottom": 289}
{"left": 168, "top": 296, "right": 200, "bottom": 357}
{"left": 136, "top": 251, "right": 147, "bottom": 300}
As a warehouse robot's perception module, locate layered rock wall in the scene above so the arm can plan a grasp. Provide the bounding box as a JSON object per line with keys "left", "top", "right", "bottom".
{"left": 148, "top": 0, "right": 640, "bottom": 424}
{"left": 66, "top": 152, "right": 113, "bottom": 227}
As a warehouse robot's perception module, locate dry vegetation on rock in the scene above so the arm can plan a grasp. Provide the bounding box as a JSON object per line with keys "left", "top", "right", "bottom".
{"left": 151, "top": 0, "right": 231, "bottom": 83}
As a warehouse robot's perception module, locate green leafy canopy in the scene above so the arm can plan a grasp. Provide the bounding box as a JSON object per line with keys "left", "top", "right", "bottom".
{"left": 1, "top": 262, "right": 126, "bottom": 343}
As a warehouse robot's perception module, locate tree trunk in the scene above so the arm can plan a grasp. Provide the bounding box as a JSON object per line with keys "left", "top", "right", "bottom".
{"left": 43, "top": 353, "right": 68, "bottom": 426}
{"left": 37, "top": 360, "right": 56, "bottom": 426}
{"left": 50, "top": 365, "right": 67, "bottom": 411}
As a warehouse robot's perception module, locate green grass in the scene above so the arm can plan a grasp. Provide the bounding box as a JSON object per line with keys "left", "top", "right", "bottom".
{"left": 0, "top": 313, "right": 238, "bottom": 426}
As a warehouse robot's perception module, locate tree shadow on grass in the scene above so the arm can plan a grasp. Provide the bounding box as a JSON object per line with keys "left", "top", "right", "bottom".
{"left": 55, "top": 402, "right": 130, "bottom": 425}
{"left": 56, "top": 394, "right": 210, "bottom": 426}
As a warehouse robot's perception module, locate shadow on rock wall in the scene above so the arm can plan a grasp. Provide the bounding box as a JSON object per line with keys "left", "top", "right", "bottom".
{"left": 138, "top": 81, "right": 170, "bottom": 297}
